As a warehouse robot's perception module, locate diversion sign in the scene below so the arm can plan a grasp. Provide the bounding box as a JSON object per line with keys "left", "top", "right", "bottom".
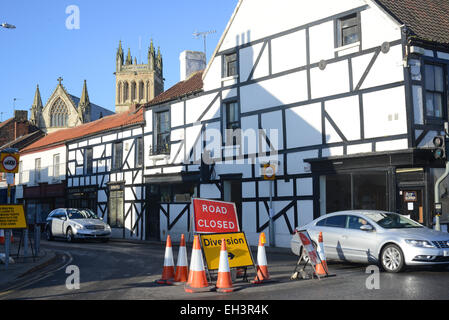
{"left": 200, "top": 232, "right": 254, "bottom": 270}
{"left": 0, "top": 205, "right": 27, "bottom": 229}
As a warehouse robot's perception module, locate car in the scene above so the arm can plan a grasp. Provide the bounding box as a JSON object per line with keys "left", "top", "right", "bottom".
{"left": 45, "top": 208, "right": 111, "bottom": 243}
{"left": 291, "top": 210, "right": 449, "bottom": 273}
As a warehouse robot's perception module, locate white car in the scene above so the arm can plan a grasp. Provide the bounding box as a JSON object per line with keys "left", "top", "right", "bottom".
{"left": 291, "top": 210, "right": 449, "bottom": 273}
{"left": 45, "top": 208, "right": 111, "bottom": 242}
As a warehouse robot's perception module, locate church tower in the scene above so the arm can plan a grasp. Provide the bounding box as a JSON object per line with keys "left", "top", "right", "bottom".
{"left": 115, "top": 39, "right": 164, "bottom": 113}
{"left": 30, "top": 84, "right": 43, "bottom": 128}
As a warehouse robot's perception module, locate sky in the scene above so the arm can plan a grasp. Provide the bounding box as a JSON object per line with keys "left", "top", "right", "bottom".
{"left": 0, "top": 0, "right": 238, "bottom": 121}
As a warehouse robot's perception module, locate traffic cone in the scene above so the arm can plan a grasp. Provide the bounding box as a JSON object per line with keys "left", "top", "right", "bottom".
{"left": 252, "top": 232, "right": 271, "bottom": 283}
{"left": 216, "top": 238, "right": 234, "bottom": 293}
{"left": 315, "top": 232, "right": 328, "bottom": 276}
{"left": 156, "top": 235, "right": 175, "bottom": 285}
{"left": 185, "top": 235, "right": 212, "bottom": 293}
{"left": 0, "top": 230, "right": 13, "bottom": 245}
{"left": 174, "top": 234, "right": 189, "bottom": 283}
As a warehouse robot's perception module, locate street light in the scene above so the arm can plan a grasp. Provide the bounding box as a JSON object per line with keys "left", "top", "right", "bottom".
{"left": 1, "top": 22, "right": 16, "bottom": 29}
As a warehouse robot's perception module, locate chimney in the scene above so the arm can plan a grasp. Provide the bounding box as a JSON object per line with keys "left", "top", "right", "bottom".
{"left": 180, "top": 51, "right": 206, "bottom": 81}
{"left": 14, "top": 110, "right": 28, "bottom": 122}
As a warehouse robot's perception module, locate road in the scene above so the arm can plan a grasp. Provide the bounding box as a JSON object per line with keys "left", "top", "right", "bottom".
{"left": 1, "top": 239, "right": 448, "bottom": 302}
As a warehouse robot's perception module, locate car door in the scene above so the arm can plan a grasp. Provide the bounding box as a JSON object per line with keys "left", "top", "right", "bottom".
{"left": 339, "top": 215, "right": 378, "bottom": 263}
{"left": 314, "top": 215, "right": 347, "bottom": 261}
{"left": 51, "top": 210, "right": 65, "bottom": 237}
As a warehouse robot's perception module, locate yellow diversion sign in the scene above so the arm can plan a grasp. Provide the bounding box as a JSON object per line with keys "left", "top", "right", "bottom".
{"left": 200, "top": 232, "right": 254, "bottom": 270}
{"left": 0, "top": 205, "right": 27, "bottom": 229}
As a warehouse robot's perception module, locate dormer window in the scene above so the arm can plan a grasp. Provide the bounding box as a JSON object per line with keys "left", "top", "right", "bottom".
{"left": 337, "top": 13, "right": 360, "bottom": 47}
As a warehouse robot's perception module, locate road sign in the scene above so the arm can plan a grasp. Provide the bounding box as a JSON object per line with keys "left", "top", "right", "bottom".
{"left": 200, "top": 232, "right": 254, "bottom": 270}
{"left": 192, "top": 198, "right": 239, "bottom": 233}
{"left": 0, "top": 153, "right": 20, "bottom": 173}
{"left": 0, "top": 205, "right": 27, "bottom": 229}
{"left": 295, "top": 230, "right": 322, "bottom": 268}
{"left": 263, "top": 163, "right": 276, "bottom": 180}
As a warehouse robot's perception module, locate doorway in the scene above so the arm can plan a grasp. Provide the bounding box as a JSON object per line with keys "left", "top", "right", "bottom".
{"left": 223, "top": 180, "right": 242, "bottom": 230}
{"left": 398, "top": 188, "right": 424, "bottom": 224}
{"left": 145, "top": 185, "right": 161, "bottom": 241}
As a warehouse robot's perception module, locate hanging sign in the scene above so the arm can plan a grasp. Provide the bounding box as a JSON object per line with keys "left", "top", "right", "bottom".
{"left": 192, "top": 198, "right": 239, "bottom": 233}
{"left": 200, "top": 232, "right": 254, "bottom": 270}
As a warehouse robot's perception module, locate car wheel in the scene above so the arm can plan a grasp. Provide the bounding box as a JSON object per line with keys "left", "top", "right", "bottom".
{"left": 46, "top": 226, "right": 54, "bottom": 241}
{"left": 381, "top": 244, "right": 405, "bottom": 273}
{"left": 66, "top": 227, "right": 74, "bottom": 243}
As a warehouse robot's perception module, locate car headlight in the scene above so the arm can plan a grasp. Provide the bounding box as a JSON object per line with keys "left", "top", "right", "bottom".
{"left": 73, "top": 223, "right": 83, "bottom": 230}
{"left": 405, "top": 239, "right": 434, "bottom": 248}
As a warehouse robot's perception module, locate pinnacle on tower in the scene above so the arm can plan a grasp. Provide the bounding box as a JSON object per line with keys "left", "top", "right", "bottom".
{"left": 30, "top": 84, "right": 43, "bottom": 126}
{"left": 126, "top": 48, "right": 132, "bottom": 65}
{"left": 117, "top": 40, "right": 124, "bottom": 66}
{"left": 78, "top": 80, "right": 91, "bottom": 123}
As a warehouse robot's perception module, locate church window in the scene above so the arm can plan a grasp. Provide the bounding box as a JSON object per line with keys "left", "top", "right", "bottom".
{"left": 50, "top": 98, "right": 68, "bottom": 127}
{"left": 139, "top": 81, "right": 144, "bottom": 101}
{"left": 117, "top": 82, "right": 122, "bottom": 104}
{"left": 131, "top": 82, "right": 137, "bottom": 101}
{"left": 124, "top": 82, "right": 129, "bottom": 102}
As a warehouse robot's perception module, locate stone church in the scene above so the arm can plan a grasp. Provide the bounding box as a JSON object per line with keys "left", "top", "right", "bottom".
{"left": 115, "top": 39, "right": 164, "bottom": 113}
{"left": 30, "top": 78, "right": 114, "bottom": 134}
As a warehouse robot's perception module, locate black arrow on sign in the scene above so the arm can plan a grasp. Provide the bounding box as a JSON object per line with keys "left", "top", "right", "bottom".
{"left": 228, "top": 252, "right": 235, "bottom": 260}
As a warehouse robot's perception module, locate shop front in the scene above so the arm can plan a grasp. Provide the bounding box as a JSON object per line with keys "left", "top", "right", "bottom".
{"left": 22, "top": 182, "right": 66, "bottom": 224}
{"left": 307, "top": 149, "right": 439, "bottom": 228}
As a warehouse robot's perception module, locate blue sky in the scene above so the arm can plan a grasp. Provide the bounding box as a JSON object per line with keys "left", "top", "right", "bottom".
{"left": 0, "top": 0, "right": 238, "bottom": 121}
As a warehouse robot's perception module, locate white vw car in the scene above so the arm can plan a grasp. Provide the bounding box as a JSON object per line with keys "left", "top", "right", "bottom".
{"left": 45, "top": 208, "right": 111, "bottom": 242}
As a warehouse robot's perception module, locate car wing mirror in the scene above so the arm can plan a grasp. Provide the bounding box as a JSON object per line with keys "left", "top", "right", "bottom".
{"left": 60, "top": 216, "right": 67, "bottom": 221}
{"left": 360, "top": 224, "right": 373, "bottom": 231}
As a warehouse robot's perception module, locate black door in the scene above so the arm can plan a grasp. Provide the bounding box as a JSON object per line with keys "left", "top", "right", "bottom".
{"left": 398, "top": 188, "right": 424, "bottom": 224}
{"left": 145, "top": 186, "right": 160, "bottom": 241}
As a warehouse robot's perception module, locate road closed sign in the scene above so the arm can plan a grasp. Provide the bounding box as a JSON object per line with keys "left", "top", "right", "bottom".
{"left": 193, "top": 198, "right": 239, "bottom": 233}
{"left": 200, "top": 232, "right": 254, "bottom": 270}
{"left": 0, "top": 153, "right": 20, "bottom": 173}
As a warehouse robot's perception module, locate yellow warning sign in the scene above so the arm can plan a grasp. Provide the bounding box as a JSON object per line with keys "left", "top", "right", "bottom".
{"left": 200, "top": 232, "right": 254, "bottom": 270}
{"left": 0, "top": 205, "right": 27, "bottom": 229}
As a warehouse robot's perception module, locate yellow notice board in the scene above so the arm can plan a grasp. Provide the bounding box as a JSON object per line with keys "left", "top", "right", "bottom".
{"left": 200, "top": 232, "right": 254, "bottom": 270}
{"left": 0, "top": 205, "right": 27, "bottom": 229}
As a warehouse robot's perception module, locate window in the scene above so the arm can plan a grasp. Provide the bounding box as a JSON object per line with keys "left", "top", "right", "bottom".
{"left": 112, "top": 142, "right": 123, "bottom": 170}
{"left": 224, "top": 52, "right": 237, "bottom": 77}
{"left": 131, "top": 82, "right": 137, "bottom": 101}
{"left": 135, "top": 137, "right": 143, "bottom": 167}
{"left": 324, "top": 215, "right": 346, "bottom": 228}
{"left": 347, "top": 215, "right": 371, "bottom": 230}
{"left": 50, "top": 98, "right": 68, "bottom": 127}
{"left": 84, "top": 148, "right": 93, "bottom": 174}
{"left": 109, "top": 189, "right": 124, "bottom": 228}
{"left": 139, "top": 82, "right": 144, "bottom": 101}
{"left": 337, "top": 14, "right": 360, "bottom": 47}
{"left": 153, "top": 110, "right": 170, "bottom": 155}
{"left": 424, "top": 63, "right": 445, "bottom": 119}
{"left": 35, "top": 158, "right": 41, "bottom": 183}
{"left": 225, "top": 101, "right": 240, "bottom": 146}
{"left": 124, "top": 82, "right": 129, "bottom": 102}
{"left": 53, "top": 154, "right": 60, "bottom": 180}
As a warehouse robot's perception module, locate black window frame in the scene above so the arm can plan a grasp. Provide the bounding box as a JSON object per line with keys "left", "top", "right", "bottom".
{"left": 152, "top": 109, "right": 171, "bottom": 156}
{"left": 423, "top": 61, "right": 447, "bottom": 123}
{"left": 112, "top": 141, "right": 123, "bottom": 171}
{"left": 336, "top": 13, "right": 361, "bottom": 47}
{"left": 135, "top": 136, "right": 144, "bottom": 167}
{"left": 84, "top": 147, "right": 93, "bottom": 175}
{"left": 224, "top": 100, "right": 241, "bottom": 146}
{"left": 223, "top": 52, "right": 238, "bottom": 77}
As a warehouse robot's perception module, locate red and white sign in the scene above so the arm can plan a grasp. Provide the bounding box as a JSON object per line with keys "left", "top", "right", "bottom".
{"left": 0, "top": 153, "right": 20, "bottom": 174}
{"left": 297, "top": 230, "right": 320, "bottom": 266}
{"left": 192, "top": 198, "right": 240, "bottom": 234}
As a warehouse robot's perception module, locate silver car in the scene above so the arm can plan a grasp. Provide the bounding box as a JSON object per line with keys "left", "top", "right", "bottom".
{"left": 291, "top": 210, "right": 449, "bottom": 273}
{"left": 46, "top": 208, "right": 111, "bottom": 242}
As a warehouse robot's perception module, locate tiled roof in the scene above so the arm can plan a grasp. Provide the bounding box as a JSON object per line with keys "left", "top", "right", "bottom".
{"left": 145, "top": 71, "right": 204, "bottom": 107}
{"left": 21, "top": 108, "right": 144, "bottom": 155}
{"left": 376, "top": 0, "right": 449, "bottom": 45}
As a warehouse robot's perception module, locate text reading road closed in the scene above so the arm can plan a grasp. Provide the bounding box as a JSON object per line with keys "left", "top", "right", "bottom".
{"left": 193, "top": 198, "right": 239, "bottom": 233}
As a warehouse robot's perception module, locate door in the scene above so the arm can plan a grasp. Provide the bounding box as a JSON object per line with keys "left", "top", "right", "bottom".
{"left": 340, "top": 215, "right": 378, "bottom": 263}
{"left": 398, "top": 188, "right": 424, "bottom": 224}
{"left": 223, "top": 180, "right": 242, "bottom": 230}
{"left": 51, "top": 210, "right": 65, "bottom": 236}
{"left": 146, "top": 185, "right": 160, "bottom": 241}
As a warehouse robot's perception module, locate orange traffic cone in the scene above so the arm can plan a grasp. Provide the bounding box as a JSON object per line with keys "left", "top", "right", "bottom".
{"left": 252, "top": 232, "right": 271, "bottom": 283}
{"left": 315, "top": 232, "right": 328, "bottom": 277}
{"left": 156, "top": 235, "right": 175, "bottom": 284}
{"left": 174, "top": 234, "right": 189, "bottom": 283}
{"left": 185, "top": 235, "right": 212, "bottom": 293}
{"left": 216, "top": 238, "right": 234, "bottom": 293}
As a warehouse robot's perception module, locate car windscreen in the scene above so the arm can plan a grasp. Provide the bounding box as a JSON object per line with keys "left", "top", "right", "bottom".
{"left": 363, "top": 212, "right": 423, "bottom": 229}
{"left": 67, "top": 209, "right": 91, "bottom": 220}
{"left": 80, "top": 209, "right": 100, "bottom": 219}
